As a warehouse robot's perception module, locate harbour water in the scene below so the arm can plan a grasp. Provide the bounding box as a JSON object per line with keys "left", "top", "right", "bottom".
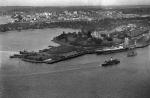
{"left": 0, "top": 28, "right": 150, "bottom": 98}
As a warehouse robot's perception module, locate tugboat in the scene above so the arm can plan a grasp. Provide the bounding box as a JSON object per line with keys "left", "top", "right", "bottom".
{"left": 101, "top": 57, "right": 120, "bottom": 67}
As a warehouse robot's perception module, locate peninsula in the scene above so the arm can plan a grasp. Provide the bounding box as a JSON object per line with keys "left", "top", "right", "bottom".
{"left": 10, "top": 23, "right": 150, "bottom": 64}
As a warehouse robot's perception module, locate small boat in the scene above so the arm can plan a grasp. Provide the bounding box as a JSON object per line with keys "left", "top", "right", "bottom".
{"left": 101, "top": 58, "right": 120, "bottom": 67}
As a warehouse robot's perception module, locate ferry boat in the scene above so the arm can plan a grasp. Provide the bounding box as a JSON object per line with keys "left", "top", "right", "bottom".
{"left": 101, "top": 58, "right": 120, "bottom": 67}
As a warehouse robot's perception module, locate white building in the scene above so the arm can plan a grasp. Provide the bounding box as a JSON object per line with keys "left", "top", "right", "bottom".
{"left": 91, "top": 31, "right": 107, "bottom": 39}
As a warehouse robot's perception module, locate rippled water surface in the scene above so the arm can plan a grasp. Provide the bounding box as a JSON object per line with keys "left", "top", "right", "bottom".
{"left": 0, "top": 28, "right": 150, "bottom": 98}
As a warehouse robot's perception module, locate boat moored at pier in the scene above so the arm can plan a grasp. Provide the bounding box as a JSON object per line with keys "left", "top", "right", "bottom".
{"left": 96, "top": 46, "right": 128, "bottom": 54}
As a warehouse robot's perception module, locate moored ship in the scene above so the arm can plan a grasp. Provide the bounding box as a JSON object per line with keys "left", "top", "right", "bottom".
{"left": 96, "top": 45, "right": 128, "bottom": 54}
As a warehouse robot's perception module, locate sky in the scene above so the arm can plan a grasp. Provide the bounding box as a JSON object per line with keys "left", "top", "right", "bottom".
{"left": 0, "top": 0, "right": 150, "bottom": 6}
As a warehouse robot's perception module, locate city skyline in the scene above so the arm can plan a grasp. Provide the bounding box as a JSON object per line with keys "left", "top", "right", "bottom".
{"left": 0, "top": 0, "right": 150, "bottom": 6}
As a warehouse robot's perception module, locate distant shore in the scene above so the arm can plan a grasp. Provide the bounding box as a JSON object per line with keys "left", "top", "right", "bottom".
{"left": 1, "top": 16, "right": 150, "bottom": 32}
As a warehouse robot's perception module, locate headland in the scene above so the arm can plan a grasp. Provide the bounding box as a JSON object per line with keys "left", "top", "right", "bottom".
{"left": 10, "top": 24, "right": 150, "bottom": 64}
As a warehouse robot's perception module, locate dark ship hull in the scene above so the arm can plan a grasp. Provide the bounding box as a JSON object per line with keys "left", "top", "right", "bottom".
{"left": 102, "top": 59, "right": 120, "bottom": 67}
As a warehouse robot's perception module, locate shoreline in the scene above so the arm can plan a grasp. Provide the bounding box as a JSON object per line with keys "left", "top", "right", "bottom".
{"left": 10, "top": 40, "right": 150, "bottom": 64}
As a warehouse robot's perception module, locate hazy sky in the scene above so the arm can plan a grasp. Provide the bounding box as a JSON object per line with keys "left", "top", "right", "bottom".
{"left": 0, "top": 0, "right": 150, "bottom": 6}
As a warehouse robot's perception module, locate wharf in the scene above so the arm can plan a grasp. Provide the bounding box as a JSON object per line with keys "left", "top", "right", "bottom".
{"left": 9, "top": 41, "right": 150, "bottom": 64}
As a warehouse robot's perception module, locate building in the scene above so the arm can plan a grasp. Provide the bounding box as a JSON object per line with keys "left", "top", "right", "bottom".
{"left": 91, "top": 31, "right": 107, "bottom": 39}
